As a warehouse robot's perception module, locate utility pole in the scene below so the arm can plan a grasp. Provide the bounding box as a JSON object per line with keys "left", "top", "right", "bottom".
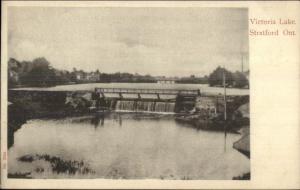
{"left": 223, "top": 66, "right": 227, "bottom": 152}
{"left": 223, "top": 68, "right": 227, "bottom": 121}
{"left": 241, "top": 53, "right": 244, "bottom": 73}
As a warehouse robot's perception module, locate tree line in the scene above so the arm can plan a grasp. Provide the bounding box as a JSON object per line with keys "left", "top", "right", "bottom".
{"left": 8, "top": 57, "right": 157, "bottom": 88}
{"left": 208, "top": 66, "right": 249, "bottom": 88}
{"left": 8, "top": 57, "right": 249, "bottom": 88}
{"left": 8, "top": 57, "right": 64, "bottom": 87}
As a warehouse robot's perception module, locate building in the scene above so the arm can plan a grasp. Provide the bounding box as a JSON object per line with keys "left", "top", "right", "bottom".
{"left": 74, "top": 71, "right": 100, "bottom": 82}
{"left": 74, "top": 71, "right": 86, "bottom": 81}
{"left": 156, "top": 77, "right": 177, "bottom": 84}
{"left": 86, "top": 72, "right": 100, "bottom": 82}
{"left": 9, "top": 70, "right": 19, "bottom": 83}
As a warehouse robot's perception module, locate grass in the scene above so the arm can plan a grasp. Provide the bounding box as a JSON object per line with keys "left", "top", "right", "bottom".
{"left": 18, "top": 154, "right": 95, "bottom": 175}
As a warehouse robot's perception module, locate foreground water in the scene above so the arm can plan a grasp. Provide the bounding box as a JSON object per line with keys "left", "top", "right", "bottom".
{"left": 8, "top": 113, "right": 249, "bottom": 179}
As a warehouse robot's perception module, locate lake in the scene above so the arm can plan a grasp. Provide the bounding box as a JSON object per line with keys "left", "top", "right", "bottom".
{"left": 8, "top": 113, "right": 250, "bottom": 179}
{"left": 13, "top": 82, "right": 249, "bottom": 96}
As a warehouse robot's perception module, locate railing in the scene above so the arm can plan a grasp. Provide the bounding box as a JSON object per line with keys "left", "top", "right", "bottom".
{"left": 95, "top": 88, "right": 200, "bottom": 95}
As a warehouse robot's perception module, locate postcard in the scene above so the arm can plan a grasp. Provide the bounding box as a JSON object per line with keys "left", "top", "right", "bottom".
{"left": 1, "top": 1, "right": 299, "bottom": 189}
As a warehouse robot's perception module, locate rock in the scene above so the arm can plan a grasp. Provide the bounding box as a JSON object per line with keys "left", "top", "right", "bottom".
{"left": 65, "top": 92, "right": 92, "bottom": 111}
{"left": 82, "top": 92, "right": 92, "bottom": 101}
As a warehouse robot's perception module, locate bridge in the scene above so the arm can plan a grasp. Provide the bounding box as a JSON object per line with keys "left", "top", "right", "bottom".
{"left": 156, "top": 78, "right": 177, "bottom": 84}
{"left": 154, "top": 76, "right": 178, "bottom": 84}
{"left": 94, "top": 88, "right": 200, "bottom": 112}
{"left": 95, "top": 88, "right": 200, "bottom": 95}
{"left": 94, "top": 88, "right": 201, "bottom": 100}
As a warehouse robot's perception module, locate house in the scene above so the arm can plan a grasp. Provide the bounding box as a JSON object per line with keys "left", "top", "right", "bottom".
{"left": 156, "top": 77, "right": 177, "bottom": 84}
{"left": 9, "top": 70, "right": 19, "bottom": 82}
{"left": 74, "top": 71, "right": 86, "bottom": 81}
{"left": 86, "top": 72, "right": 100, "bottom": 82}
{"left": 73, "top": 71, "right": 100, "bottom": 82}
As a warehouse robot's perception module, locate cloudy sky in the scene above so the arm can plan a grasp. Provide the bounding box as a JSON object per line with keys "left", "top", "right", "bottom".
{"left": 8, "top": 7, "right": 248, "bottom": 77}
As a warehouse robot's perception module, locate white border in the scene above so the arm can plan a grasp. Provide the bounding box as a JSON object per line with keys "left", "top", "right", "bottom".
{"left": 1, "top": 1, "right": 300, "bottom": 189}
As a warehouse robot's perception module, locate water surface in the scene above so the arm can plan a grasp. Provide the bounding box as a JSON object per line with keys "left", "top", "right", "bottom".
{"left": 13, "top": 83, "right": 249, "bottom": 96}
{"left": 8, "top": 113, "right": 249, "bottom": 179}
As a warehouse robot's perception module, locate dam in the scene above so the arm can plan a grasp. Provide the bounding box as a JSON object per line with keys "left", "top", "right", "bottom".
{"left": 8, "top": 87, "right": 203, "bottom": 114}
{"left": 8, "top": 84, "right": 247, "bottom": 116}
{"left": 93, "top": 88, "right": 201, "bottom": 113}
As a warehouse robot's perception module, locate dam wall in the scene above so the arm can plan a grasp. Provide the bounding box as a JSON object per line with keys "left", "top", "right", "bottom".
{"left": 8, "top": 88, "right": 201, "bottom": 114}
{"left": 8, "top": 88, "right": 249, "bottom": 115}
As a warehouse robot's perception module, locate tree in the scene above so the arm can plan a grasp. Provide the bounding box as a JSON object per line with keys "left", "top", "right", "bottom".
{"left": 21, "top": 57, "right": 57, "bottom": 87}
{"left": 232, "top": 71, "right": 249, "bottom": 88}
{"left": 32, "top": 57, "right": 50, "bottom": 68}
{"left": 208, "top": 66, "right": 234, "bottom": 87}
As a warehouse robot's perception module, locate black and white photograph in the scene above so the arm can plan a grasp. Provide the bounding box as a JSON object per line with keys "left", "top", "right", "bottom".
{"left": 6, "top": 6, "right": 250, "bottom": 180}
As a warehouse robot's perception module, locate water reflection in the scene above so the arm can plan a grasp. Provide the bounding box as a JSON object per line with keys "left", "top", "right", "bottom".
{"left": 224, "top": 129, "right": 227, "bottom": 153}
{"left": 91, "top": 113, "right": 124, "bottom": 128}
{"left": 8, "top": 113, "right": 249, "bottom": 179}
{"left": 91, "top": 113, "right": 105, "bottom": 128}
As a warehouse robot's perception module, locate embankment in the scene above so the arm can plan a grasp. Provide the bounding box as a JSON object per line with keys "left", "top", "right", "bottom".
{"left": 8, "top": 90, "right": 96, "bottom": 148}
{"left": 175, "top": 95, "right": 250, "bottom": 131}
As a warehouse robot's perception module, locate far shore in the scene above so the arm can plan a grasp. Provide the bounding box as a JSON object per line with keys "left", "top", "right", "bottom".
{"left": 9, "top": 82, "right": 249, "bottom": 97}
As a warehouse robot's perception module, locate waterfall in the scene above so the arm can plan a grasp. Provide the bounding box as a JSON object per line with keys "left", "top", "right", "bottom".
{"left": 165, "top": 102, "right": 176, "bottom": 112}
{"left": 115, "top": 100, "right": 135, "bottom": 111}
{"left": 136, "top": 101, "right": 155, "bottom": 112}
{"left": 155, "top": 102, "right": 175, "bottom": 112}
{"left": 115, "top": 100, "right": 175, "bottom": 113}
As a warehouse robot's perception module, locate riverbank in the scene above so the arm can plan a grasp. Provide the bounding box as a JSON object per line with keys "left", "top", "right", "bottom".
{"left": 232, "top": 126, "right": 250, "bottom": 180}
{"left": 7, "top": 90, "right": 95, "bottom": 148}
{"left": 233, "top": 126, "right": 250, "bottom": 158}
{"left": 175, "top": 98, "right": 250, "bottom": 132}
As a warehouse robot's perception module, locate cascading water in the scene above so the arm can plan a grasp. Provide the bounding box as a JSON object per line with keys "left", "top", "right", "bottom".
{"left": 115, "top": 100, "right": 135, "bottom": 111}
{"left": 109, "top": 100, "right": 116, "bottom": 109}
{"left": 155, "top": 102, "right": 175, "bottom": 112}
{"left": 165, "top": 102, "right": 176, "bottom": 112}
{"left": 115, "top": 100, "right": 175, "bottom": 113}
{"left": 136, "top": 101, "right": 156, "bottom": 112}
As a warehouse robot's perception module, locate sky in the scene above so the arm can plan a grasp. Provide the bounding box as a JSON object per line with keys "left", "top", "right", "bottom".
{"left": 8, "top": 7, "right": 248, "bottom": 77}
